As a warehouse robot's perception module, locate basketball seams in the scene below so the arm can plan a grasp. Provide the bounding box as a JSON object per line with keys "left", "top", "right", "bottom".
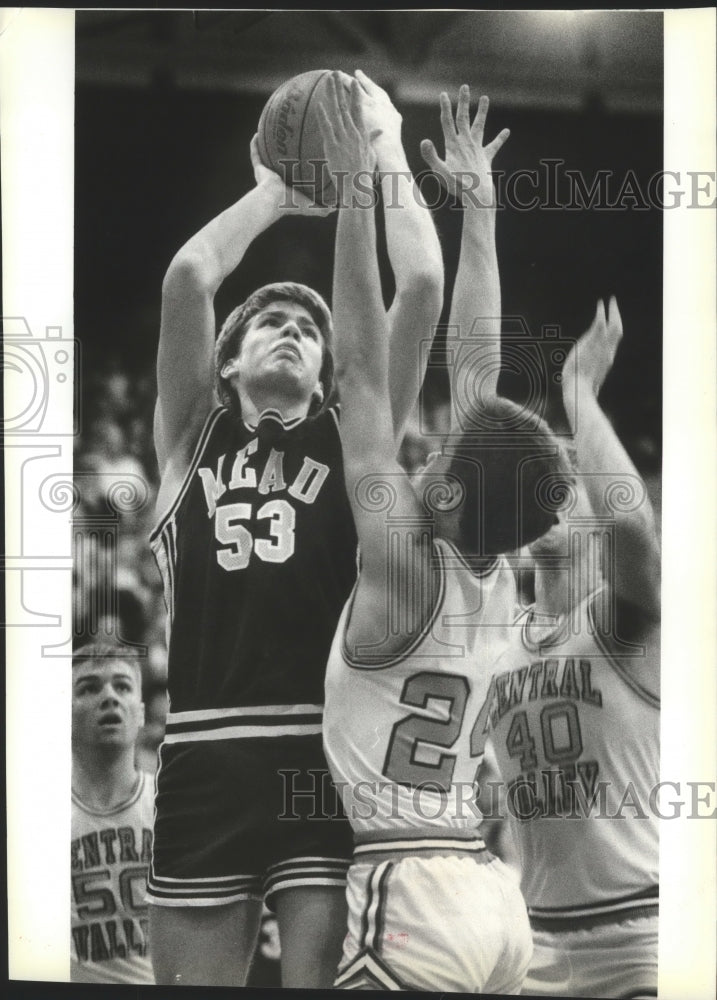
{"left": 259, "top": 101, "right": 271, "bottom": 176}
{"left": 299, "top": 69, "right": 331, "bottom": 201}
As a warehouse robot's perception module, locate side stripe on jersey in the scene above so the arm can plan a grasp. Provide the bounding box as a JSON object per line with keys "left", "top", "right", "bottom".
{"left": 149, "top": 406, "right": 225, "bottom": 646}
{"left": 152, "top": 518, "right": 177, "bottom": 637}
{"left": 341, "top": 541, "right": 448, "bottom": 671}
{"left": 587, "top": 593, "right": 660, "bottom": 708}
{"left": 163, "top": 703, "right": 325, "bottom": 742}
{"left": 150, "top": 405, "right": 225, "bottom": 543}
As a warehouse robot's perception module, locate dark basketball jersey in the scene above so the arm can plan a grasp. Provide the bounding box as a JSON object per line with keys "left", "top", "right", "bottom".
{"left": 151, "top": 405, "right": 358, "bottom": 726}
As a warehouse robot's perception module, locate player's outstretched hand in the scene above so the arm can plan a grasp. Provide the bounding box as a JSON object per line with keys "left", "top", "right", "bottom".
{"left": 249, "top": 134, "right": 335, "bottom": 217}
{"left": 563, "top": 297, "right": 624, "bottom": 397}
{"left": 420, "top": 88, "right": 509, "bottom": 207}
{"left": 318, "top": 72, "right": 377, "bottom": 197}
{"left": 353, "top": 68, "right": 401, "bottom": 147}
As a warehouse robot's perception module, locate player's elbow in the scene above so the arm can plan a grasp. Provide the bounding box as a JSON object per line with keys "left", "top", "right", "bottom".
{"left": 405, "top": 263, "right": 444, "bottom": 310}
{"left": 162, "top": 248, "right": 218, "bottom": 300}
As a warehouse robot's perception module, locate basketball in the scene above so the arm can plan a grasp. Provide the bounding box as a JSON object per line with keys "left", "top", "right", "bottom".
{"left": 257, "top": 69, "right": 338, "bottom": 207}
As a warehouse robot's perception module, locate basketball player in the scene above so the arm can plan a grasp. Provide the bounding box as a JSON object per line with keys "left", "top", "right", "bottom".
{"left": 487, "top": 299, "right": 661, "bottom": 998}
{"left": 147, "top": 70, "right": 444, "bottom": 988}
{"left": 421, "top": 84, "right": 660, "bottom": 995}
{"left": 320, "top": 80, "right": 572, "bottom": 992}
{"left": 71, "top": 644, "right": 154, "bottom": 984}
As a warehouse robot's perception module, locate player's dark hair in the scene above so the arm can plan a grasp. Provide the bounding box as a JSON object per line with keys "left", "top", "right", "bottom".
{"left": 446, "top": 396, "right": 574, "bottom": 557}
{"left": 214, "top": 282, "right": 335, "bottom": 417}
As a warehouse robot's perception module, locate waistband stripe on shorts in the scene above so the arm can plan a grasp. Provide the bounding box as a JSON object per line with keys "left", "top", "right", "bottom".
{"left": 354, "top": 832, "right": 489, "bottom": 863}
{"left": 529, "top": 886, "right": 659, "bottom": 931}
{"left": 264, "top": 864, "right": 350, "bottom": 890}
{"left": 167, "top": 704, "right": 324, "bottom": 723}
{"left": 163, "top": 704, "right": 324, "bottom": 742}
{"left": 146, "top": 887, "right": 263, "bottom": 907}
{"left": 146, "top": 871, "right": 263, "bottom": 907}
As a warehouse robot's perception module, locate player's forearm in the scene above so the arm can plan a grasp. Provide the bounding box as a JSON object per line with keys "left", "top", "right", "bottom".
{"left": 452, "top": 206, "right": 500, "bottom": 343}
{"left": 448, "top": 205, "right": 502, "bottom": 428}
{"left": 566, "top": 383, "right": 631, "bottom": 506}
{"left": 333, "top": 204, "right": 393, "bottom": 458}
{"left": 376, "top": 139, "right": 444, "bottom": 440}
{"left": 334, "top": 200, "right": 428, "bottom": 597}
{"left": 164, "top": 183, "right": 282, "bottom": 297}
{"left": 566, "top": 380, "right": 660, "bottom": 594}
{"left": 377, "top": 140, "right": 444, "bottom": 298}
{"left": 333, "top": 203, "right": 388, "bottom": 388}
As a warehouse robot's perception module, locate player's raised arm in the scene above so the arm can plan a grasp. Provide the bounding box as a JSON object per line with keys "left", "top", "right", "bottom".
{"left": 421, "top": 89, "right": 510, "bottom": 432}
{"left": 562, "top": 297, "right": 661, "bottom": 622}
{"left": 155, "top": 140, "right": 332, "bottom": 476}
{"left": 354, "top": 69, "right": 444, "bottom": 443}
{"left": 319, "top": 74, "right": 433, "bottom": 658}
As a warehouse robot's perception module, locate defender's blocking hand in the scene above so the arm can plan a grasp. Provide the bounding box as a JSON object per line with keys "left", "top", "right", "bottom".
{"left": 563, "top": 297, "right": 624, "bottom": 397}
{"left": 420, "top": 88, "right": 510, "bottom": 207}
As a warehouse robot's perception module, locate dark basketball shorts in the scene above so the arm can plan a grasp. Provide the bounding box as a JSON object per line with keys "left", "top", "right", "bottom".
{"left": 147, "top": 734, "right": 352, "bottom": 910}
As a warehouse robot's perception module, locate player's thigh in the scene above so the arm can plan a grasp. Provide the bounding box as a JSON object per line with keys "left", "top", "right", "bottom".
{"left": 274, "top": 884, "right": 348, "bottom": 989}
{"left": 149, "top": 899, "right": 262, "bottom": 987}
{"left": 341, "top": 855, "right": 531, "bottom": 993}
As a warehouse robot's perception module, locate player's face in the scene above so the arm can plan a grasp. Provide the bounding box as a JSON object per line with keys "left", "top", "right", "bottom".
{"left": 72, "top": 661, "right": 144, "bottom": 750}
{"left": 230, "top": 302, "right": 325, "bottom": 404}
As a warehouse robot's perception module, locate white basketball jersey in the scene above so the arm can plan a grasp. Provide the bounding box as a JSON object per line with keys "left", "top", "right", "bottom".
{"left": 324, "top": 538, "right": 518, "bottom": 837}
{"left": 71, "top": 771, "right": 155, "bottom": 984}
{"left": 488, "top": 589, "right": 659, "bottom": 921}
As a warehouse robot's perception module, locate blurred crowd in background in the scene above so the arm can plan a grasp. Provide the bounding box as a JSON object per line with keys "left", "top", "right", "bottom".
{"left": 72, "top": 363, "right": 166, "bottom": 772}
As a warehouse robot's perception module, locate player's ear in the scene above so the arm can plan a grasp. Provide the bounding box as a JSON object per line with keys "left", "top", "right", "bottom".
{"left": 312, "top": 382, "right": 324, "bottom": 405}
{"left": 221, "top": 358, "right": 240, "bottom": 379}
